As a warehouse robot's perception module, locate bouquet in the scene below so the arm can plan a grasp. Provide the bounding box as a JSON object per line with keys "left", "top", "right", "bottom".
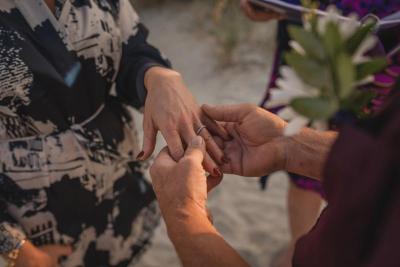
{"left": 265, "top": 6, "right": 388, "bottom": 136}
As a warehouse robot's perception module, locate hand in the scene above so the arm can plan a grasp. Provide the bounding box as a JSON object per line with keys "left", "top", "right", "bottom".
{"left": 202, "top": 104, "right": 287, "bottom": 177}
{"left": 15, "top": 241, "right": 72, "bottom": 267}
{"left": 150, "top": 136, "right": 222, "bottom": 221}
{"left": 240, "top": 0, "right": 284, "bottom": 21}
{"left": 140, "top": 67, "right": 229, "bottom": 177}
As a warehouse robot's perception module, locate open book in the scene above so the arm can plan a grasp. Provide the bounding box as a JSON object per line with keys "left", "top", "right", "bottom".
{"left": 249, "top": 0, "right": 400, "bottom": 55}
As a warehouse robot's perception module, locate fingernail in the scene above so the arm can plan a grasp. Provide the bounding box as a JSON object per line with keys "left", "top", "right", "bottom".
{"left": 136, "top": 151, "right": 144, "bottom": 160}
{"left": 191, "top": 136, "right": 204, "bottom": 147}
{"left": 213, "top": 168, "right": 222, "bottom": 178}
{"left": 221, "top": 156, "right": 230, "bottom": 164}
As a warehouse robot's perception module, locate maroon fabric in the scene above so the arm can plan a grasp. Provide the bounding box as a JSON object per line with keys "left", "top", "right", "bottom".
{"left": 293, "top": 93, "right": 400, "bottom": 267}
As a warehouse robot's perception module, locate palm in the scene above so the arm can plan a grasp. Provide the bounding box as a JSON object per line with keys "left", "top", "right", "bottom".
{"left": 202, "top": 104, "right": 286, "bottom": 177}
{"left": 222, "top": 123, "right": 284, "bottom": 177}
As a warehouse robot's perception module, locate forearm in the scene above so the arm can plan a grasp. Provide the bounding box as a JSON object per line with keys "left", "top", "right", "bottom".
{"left": 284, "top": 128, "right": 338, "bottom": 181}
{"left": 164, "top": 204, "right": 249, "bottom": 267}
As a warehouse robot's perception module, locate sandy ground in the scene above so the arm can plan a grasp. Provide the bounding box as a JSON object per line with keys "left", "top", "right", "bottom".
{"left": 133, "top": 3, "right": 291, "bottom": 267}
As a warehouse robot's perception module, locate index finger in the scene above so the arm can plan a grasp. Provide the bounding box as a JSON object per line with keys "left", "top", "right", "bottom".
{"left": 201, "top": 112, "right": 231, "bottom": 141}
{"left": 198, "top": 127, "right": 226, "bottom": 165}
{"left": 202, "top": 104, "right": 253, "bottom": 123}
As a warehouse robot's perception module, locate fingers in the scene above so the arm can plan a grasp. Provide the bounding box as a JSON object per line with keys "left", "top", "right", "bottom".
{"left": 212, "top": 135, "right": 225, "bottom": 150}
{"left": 219, "top": 123, "right": 243, "bottom": 175}
{"left": 201, "top": 113, "right": 231, "bottom": 141}
{"left": 184, "top": 137, "right": 223, "bottom": 192}
{"left": 184, "top": 136, "right": 206, "bottom": 162}
{"left": 151, "top": 147, "right": 176, "bottom": 176}
{"left": 139, "top": 113, "right": 157, "bottom": 160}
{"left": 161, "top": 128, "right": 185, "bottom": 161}
{"left": 203, "top": 152, "right": 222, "bottom": 178}
{"left": 202, "top": 104, "right": 253, "bottom": 123}
{"left": 181, "top": 121, "right": 225, "bottom": 167}
{"left": 198, "top": 127, "right": 226, "bottom": 165}
{"left": 207, "top": 174, "right": 223, "bottom": 193}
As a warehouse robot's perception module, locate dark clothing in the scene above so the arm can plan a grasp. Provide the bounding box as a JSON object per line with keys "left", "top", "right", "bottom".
{"left": 294, "top": 89, "right": 400, "bottom": 267}
{"left": 0, "top": 0, "right": 170, "bottom": 266}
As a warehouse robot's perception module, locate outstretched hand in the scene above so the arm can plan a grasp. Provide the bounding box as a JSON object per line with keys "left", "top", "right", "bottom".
{"left": 139, "top": 67, "right": 229, "bottom": 177}
{"left": 202, "top": 104, "right": 288, "bottom": 177}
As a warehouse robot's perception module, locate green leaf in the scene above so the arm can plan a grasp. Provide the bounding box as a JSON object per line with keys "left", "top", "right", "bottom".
{"left": 285, "top": 52, "right": 331, "bottom": 90}
{"left": 336, "top": 53, "right": 355, "bottom": 98}
{"left": 345, "top": 22, "right": 376, "bottom": 54}
{"left": 288, "top": 25, "right": 325, "bottom": 60}
{"left": 290, "top": 97, "right": 338, "bottom": 120}
{"left": 356, "top": 58, "right": 387, "bottom": 80}
{"left": 323, "top": 22, "right": 342, "bottom": 58}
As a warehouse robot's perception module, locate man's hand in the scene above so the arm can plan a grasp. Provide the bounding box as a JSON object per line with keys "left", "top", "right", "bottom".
{"left": 202, "top": 104, "right": 288, "bottom": 177}
{"left": 240, "top": 0, "right": 284, "bottom": 22}
{"left": 150, "top": 137, "right": 249, "bottom": 267}
{"left": 150, "top": 136, "right": 221, "bottom": 222}
{"left": 15, "top": 241, "right": 72, "bottom": 267}
{"left": 140, "top": 67, "right": 228, "bottom": 177}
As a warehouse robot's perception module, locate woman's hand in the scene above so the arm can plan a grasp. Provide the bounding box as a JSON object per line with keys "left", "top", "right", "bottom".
{"left": 15, "top": 241, "right": 72, "bottom": 267}
{"left": 240, "top": 0, "right": 284, "bottom": 22}
{"left": 202, "top": 104, "right": 288, "bottom": 177}
{"left": 140, "top": 67, "right": 228, "bottom": 177}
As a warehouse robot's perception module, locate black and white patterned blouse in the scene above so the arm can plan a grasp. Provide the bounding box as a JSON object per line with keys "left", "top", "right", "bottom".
{"left": 0, "top": 0, "right": 170, "bottom": 266}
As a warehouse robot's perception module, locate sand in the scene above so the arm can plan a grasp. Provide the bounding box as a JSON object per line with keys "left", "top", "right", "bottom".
{"left": 132, "top": 2, "right": 291, "bottom": 267}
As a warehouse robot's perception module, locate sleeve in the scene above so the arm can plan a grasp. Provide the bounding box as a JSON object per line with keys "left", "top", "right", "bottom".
{"left": 0, "top": 201, "right": 26, "bottom": 254}
{"left": 115, "top": 0, "right": 172, "bottom": 109}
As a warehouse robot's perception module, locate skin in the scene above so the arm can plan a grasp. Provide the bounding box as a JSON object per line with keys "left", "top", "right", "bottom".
{"left": 240, "top": 0, "right": 285, "bottom": 22}
{"left": 150, "top": 137, "right": 249, "bottom": 267}
{"left": 15, "top": 241, "right": 72, "bottom": 267}
{"left": 241, "top": 2, "right": 324, "bottom": 265}
{"left": 13, "top": 1, "right": 227, "bottom": 266}
{"left": 141, "top": 67, "right": 229, "bottom": 176}
{"left": 150, "top": 104, "right": 337, "bottom": 267}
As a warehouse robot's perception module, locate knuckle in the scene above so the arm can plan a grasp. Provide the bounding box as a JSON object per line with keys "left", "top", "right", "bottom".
{"left": 170, "top": 148, "right": 184, "bottom": 159}
{"left": 180, "top": 157, "right": 198, "bottom": 168}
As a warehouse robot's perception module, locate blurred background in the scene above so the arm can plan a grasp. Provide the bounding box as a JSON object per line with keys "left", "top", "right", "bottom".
{"left": 131, "top": 1, "right": 290, "bottom": 266}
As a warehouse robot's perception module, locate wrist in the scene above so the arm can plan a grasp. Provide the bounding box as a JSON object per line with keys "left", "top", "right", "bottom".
{"left": 283, "top": 128, "right": 337, "bottom": 180}
{"left": 163, "top": 202, "right": 212, "bottom": 243}
{"left": 144, "top": 66, "right": 181, "bottom": 92}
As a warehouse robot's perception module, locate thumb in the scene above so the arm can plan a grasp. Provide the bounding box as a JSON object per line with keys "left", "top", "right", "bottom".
{"left": 40, "top": 245, "right": 73, "bottom": 259}
{"left": 202, "top": 104, "right": 252, "bottom": 123}
{"left": 184, "top": 136, "right": 206, "bottom": 162}
{"left": 138, "top": 114, "right": 157, "bottom": 161}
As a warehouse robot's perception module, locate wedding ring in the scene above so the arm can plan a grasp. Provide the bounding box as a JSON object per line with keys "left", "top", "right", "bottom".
{"left": 196, "top": 125, "right": 207, "bottom": 136}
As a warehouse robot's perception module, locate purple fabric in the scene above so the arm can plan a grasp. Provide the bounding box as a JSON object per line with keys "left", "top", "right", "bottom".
{"left": 293, "top": 92, "right": 400, "bottom": 267}
{"left": 260, "top": 1, "right": 400, "bottom": 196}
